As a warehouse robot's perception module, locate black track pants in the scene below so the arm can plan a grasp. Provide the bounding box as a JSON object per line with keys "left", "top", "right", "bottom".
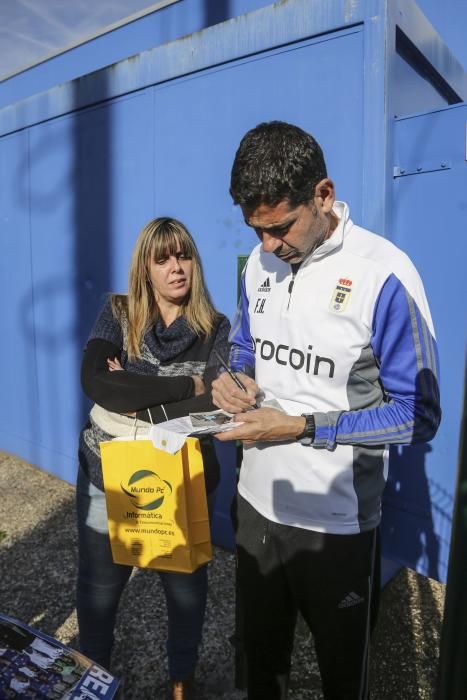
{"left": 235, "top": 495, "right": 379, "bottom": 700}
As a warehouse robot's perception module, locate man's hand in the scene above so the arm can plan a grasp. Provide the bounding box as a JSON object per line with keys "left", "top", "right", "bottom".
{"left": 214, "top": 407, "right": 306, "bottom": 444}
{"left": 212, "top": 371, "right": 259, "bottom": 413}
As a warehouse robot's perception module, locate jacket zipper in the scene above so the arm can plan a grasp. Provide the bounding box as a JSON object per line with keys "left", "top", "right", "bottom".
{"left": 262, "top": 518, "right": 269, "bottom": 544}
{"left": 286, "top": 264, "right": 301, "bottom": 310}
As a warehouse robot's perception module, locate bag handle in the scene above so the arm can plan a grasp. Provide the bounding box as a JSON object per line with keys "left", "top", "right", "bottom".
{"left": 132, "top": 409, "right": 154, "bottom": 440}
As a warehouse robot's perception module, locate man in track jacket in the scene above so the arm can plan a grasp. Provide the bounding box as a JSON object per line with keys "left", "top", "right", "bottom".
{"left": 212, "top": 121, "right": 440, "bottom": 700}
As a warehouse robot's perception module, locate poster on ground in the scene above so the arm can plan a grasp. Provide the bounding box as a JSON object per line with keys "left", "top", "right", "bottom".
{"left": 0, "top": 613, "right": 120, "bottom": 699}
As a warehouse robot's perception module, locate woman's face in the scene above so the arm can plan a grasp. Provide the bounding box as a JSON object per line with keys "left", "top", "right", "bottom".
{"left": 148, "top": 247, "right": 193, "bottom": 306}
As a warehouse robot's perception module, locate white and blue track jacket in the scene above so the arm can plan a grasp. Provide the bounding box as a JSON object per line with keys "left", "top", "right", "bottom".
{"left": 230, "top": 201, "right": 440, "bottom": 534}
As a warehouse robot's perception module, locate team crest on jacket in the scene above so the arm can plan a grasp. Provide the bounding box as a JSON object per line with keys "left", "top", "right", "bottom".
{"left": 329, "top": 278, "right": 352, "bottom": 313}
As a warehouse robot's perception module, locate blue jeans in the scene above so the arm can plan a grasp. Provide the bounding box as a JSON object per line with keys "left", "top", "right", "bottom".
{"left": 76, "top": 466, "right": 208, "bottom": 679}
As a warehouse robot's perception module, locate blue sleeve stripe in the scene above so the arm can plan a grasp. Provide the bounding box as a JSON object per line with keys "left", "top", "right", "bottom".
{"left": 338, "top": 418, "right": 414, "bottom": 440}
{"left": 408, "top": 291, "right": 434, "bottom": 378}
{"left": 229, "top": 273, "right": 248, "bottom": 344}
{"left": 229, "top": 305, "right": 244, "bottom": 346}
{"left": 406, "top": 291, "right": 440, "bottom": 425}
{"left": 340, "top": 427, "right": 433, "bottom": 445}
{"left": 228, "top": 270, "right": 256, "bottom": 372}
{"left": 419, "top": 304, "right": 436, "bottom": 378}
{"left": 406, "top": 292, "right": 432, "bottom": 404}
{"left": 339, "top": 419, "right": 435, "bottom": 444}
{"left": 405, "top": 290, "right": 426, "bottom": 374}
{"left": 411, "top": 291, "right": 439, "bottom": 382}
{"left": 423, "top": 310, "right": 440, "bottom": 383}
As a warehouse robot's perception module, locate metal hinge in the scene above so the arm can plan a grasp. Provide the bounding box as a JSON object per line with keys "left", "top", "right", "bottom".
{"left": 393, "top": 161, "right": 451, "bottom": 178}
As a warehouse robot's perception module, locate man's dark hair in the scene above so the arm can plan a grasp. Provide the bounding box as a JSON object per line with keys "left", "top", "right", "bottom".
{"left": 230, "top": 121, "right": 327, "bottom": 209}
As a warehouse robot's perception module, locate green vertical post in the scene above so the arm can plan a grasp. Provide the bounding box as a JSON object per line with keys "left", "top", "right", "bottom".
{"left": 436, "top": 365, "right": 467, "bottom": 699}
{"left": 237, "top": 255, "right": 249, "bottom": 301}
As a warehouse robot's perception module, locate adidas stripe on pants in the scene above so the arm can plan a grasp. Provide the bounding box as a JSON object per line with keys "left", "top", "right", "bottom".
{"left": 234, "top": 495, "right": 379, "bottom": 700}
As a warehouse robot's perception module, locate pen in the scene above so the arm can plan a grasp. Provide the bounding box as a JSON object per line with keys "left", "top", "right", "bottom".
{"left": 214, "top": 350, "right": 259, "bottom": 409}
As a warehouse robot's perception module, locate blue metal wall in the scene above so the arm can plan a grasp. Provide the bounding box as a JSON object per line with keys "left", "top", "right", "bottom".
{"left": 0, "top": 0, "right": 465, "bottom": 571}
{"left": 0, "top": 0, "right": 273, "bottom": 109}
{"left": 382, "top": 102, "right": 467, "bottom": 582}
{"left": 1, "top": 0, "right": 466, "bottom": 111}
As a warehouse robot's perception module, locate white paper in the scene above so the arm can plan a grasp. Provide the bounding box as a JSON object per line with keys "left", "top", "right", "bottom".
{"left": 149, "top": 425, "right": 187, "bottom": 454}
{"left": 151, "top": 416, "right": 194, "bottom": 436}
{"left": 145, "top": 413, "right": 243, "bottom": 454}
{"left": 113, "top": 412, "right": 245, "bottom": 455}
{"left": 189, "top": 409, "right": 242, "bottom": 431}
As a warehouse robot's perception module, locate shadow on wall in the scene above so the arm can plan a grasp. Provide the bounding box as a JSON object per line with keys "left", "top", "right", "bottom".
{"left": 17, "top": 71, "right": 113, "bottom": 476}
{"left": 73, "top": 73, "right": 113, "bottom": 430}
{"left": 204, "top": 0, "right": 231, "bottom": 26}
{"left": 381, "top": 442, "right": 452, "bottom": 582}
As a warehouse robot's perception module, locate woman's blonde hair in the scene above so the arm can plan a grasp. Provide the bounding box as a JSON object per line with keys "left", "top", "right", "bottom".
{"left": 112, "top": 217, "right": 218, "bottom": 359}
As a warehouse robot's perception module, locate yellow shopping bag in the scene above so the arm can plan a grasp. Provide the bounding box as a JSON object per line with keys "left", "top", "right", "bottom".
{"left": 99, "top": 437, "right": 212, "bottom": 573}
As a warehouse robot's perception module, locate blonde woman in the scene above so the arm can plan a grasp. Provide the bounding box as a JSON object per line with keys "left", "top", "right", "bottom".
{"left": 76, "top": 218, "right": 230, "bottom": 699}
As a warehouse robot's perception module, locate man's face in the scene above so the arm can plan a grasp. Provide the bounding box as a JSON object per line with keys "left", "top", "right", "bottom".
{"left": 242, "top": 180, "right": 335, "bottom": 264}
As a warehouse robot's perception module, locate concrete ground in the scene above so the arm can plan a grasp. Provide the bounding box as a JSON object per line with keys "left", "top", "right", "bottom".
{"left": 0, "top": 452, "right": 445, "bottom": 699}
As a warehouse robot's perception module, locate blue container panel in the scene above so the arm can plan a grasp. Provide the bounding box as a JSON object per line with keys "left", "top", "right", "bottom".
{"left": 0, "top": 0, "right": 273, "bottom": 110}
{"left": 383, "top": 103, "right": 467, "bottom": 582}
{"left": 153, "top": 28, "right": 364, "bottom": 320}
{"left": 28, "top": 91, "right": 155, "bottom": 479}
{"left": 0, "top": 131, "right": 41, "bottom": 462}
{"left": 29, "top": 113, "right": 89, "bottom": 478}
{"left": 100, "top": 92, "right": 156, "bottom": 294}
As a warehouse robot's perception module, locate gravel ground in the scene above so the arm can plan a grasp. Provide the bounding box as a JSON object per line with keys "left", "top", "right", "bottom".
{"left": 0, "top": 452, "right": 445, "bottom": 699}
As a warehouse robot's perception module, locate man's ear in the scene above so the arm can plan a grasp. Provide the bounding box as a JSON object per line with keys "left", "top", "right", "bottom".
{"left": 314, "top": 178, "right": 335, "bottom": 213}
